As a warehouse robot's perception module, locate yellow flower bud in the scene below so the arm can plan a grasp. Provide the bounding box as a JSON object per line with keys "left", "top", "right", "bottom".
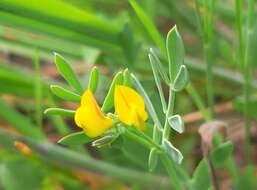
{"left": 75, "top": 90, "right": 114, "bottom": 137}
{"left": 114, "top": 85, "right": 148, "bottom": 131}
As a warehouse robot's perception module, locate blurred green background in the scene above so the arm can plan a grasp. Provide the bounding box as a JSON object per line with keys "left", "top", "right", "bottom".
{"left": 0, "top": 0, "right": 256, "bottom": 189}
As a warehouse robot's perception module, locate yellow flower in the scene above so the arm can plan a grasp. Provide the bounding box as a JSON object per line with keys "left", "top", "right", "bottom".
{"left": 114, "top": 85, "right": 148, "bottom": 131}
{"left": 75, "top": 90, "right": 114, "bottom": 137}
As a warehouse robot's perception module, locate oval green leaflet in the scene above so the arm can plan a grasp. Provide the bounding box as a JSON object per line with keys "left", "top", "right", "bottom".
{"left": 50, "top": 85, "right": 81, "bottom": 102}
{"left": 168, "top": 114, "right": 185, "bottom": 134}
{"left": 88, "top": 66, "right": 99, "bottom": 92}
{"left": 54, "top": 53, "right": 83, "bottom": 94}
{"left": 166, "top": 25, "right": 185, "bottom": 81}
{"left": 163, "top": 139, "right": 183, "bottom": 164}
{"left": 172, "top": 65, "right": 188, "bottom": 92}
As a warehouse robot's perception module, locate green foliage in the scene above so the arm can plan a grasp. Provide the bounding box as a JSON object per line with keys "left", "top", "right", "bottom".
{"left": 166, "top": 26, "right": 185, "bottom": 81}
{"left": 50, "top": 85, "right": 81, "bottom": 102}
{"left": 211, "top": 141, "right": 234, "bottom": 168}
{"left": 54, "top": 53, "right": 83, "bottom": 94}
{"left": 190, "top": 160, "right": 211, "bottom": 190}
{"left": 58, "top": 131, "right": 93, "bottom": 145}
{"left": 235, "top": 166, "right": 257, "bottom": 190}
{"left": 163, "top": 140, "right": 183, "bottom": 164}
{"left": 168, "top": 114, "right": 184, "bottom": 134}
{"left": 1, "top": 0, "right": 257, "bottom": 189}
{"left": 0, "top": 156, "right": 45, "bottom": 190}
{"left": 88, "top": 66, "right": 99, "bottom": 92}
{"left": 172, "top": 65, "right": 188, "bottom": 92}
{"left": 128, "top": 0, "right": 166, "bottom": 55}
{"left": 44, "top": 108, "right": 75, "bottom": 117}
{"left": 148, "top": 148, "right": 158, "bottom": 172}
{"left": 101, "top": 71, "right": 124, "bottom": 112}
{"left": 0, "top": 99, "right": 45, "bottom": 139}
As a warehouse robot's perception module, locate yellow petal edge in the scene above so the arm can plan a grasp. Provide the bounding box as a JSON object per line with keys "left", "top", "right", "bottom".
{"left": 114, "top": 85, "right": 148, "bottom": 131}
{"left": 75, "top": 90, "right": 114, "bottom": 137}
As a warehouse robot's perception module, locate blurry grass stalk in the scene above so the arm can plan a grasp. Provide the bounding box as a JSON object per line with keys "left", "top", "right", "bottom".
{"left": 33, "top": 49, "right": 43, "bottom": 129}
{"left": 235, "top": 0, "right": 255, "bottom": 164}
{"left": 195, "top": 0, "right": 216, "bottom": 117}
{"left": 0, "top": 128, "right": 171, "bottom": 189}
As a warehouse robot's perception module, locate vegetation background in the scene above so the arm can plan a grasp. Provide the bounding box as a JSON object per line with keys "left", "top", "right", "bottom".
{"left": 0, "top": 0, "right": 256, "bottom": 189}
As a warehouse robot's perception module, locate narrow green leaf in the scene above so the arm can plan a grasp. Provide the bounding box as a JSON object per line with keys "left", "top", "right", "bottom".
{"left": 58, "top": 131, "right": 92, "bottom": 145}
{"left": 44, "top": 108, "right": 75, "bottom": 117}
{"left": 211, "top": 141, "right": 234, "bottom": 168}
{"left": 166, "top": 25, "right": 185, "bottom": 81}
{"left": 50, "top": 85, "right": 81, "bottom": 102}
{"left": 0, "top": 99, "right": 45, "bottom": 139}
{"left": 88, "top": 66, "right": 99, "bottom": 92}
{"left": 128, "top": 0, "right": 166, "bottom": 55}
{"left": 101, "top": 71, "right": 123, "bottom": 112}
{"left": 163, "top": 139, "right": 183, "bottom": 164}
{"left": 130, "top": 73, "right": 162, "bottom": 130}
{"left": 33, "top": 50, "right": 43, "bottom": 128}
{"left": 149, "top": 48, "right": 170, "bottom": 84}
{"left": 54, "top": 53, "right": 83, "bottom": 94}
{"left": 149, "top": 51, "right": 167, "bottom": 113}
{"left": 168, "top": 114, "right": 184, "bottom": 134}
{"left": 172, "top": 65, "right": 188, "bottom": 92}
{"left": 148, "top": 148, "right": 158, "bottom": 172}
{"left": 92, "top": 135, "right": 118, "bottom": 148}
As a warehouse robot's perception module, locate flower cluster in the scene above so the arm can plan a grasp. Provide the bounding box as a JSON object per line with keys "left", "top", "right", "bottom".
{"left": 75, "top": 85, "right": 148, "bottom": 137}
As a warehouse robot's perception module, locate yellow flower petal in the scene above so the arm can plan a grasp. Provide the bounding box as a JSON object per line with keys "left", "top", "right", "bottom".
{"left": 75, "top": 90, "right": 114, "bottom": 137}
{"left": 114, "top": 85, "right": 148, "bottom": 131}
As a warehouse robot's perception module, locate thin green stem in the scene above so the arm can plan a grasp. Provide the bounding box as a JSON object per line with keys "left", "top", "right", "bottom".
{"left": 204, "top": 0, "right": 216, "bottom": 117}
{"left": 162, "top": 87, "right": 175, "bottom": 141}
{"left": 160, "top": 85, "right": 183, "bottom": 190}
{"left": 194, "top": 0, "right": 216, "bottom": 117}
{"left": 243, "top": 0, "right": 255, "bottom": 164}
{"left": 161, "top": 156, "right": 184, "bottom": 190}
{"left": 235, "top": 0, "right": 245, "bottom": 71}
{"left": 124, "top": 128, "right": 162, "bottom": 151}
{"left": 204, "top": 42, "right": 214, "bottom": 117}
{"left": 235, "top": 0, "right": 254, "bottom": 164}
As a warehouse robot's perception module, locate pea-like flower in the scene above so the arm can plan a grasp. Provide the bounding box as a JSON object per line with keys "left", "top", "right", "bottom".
{"left": 114, "top": 85, "right": 148, "bottom": 131}
{"left": 75, "top": 90, "right": 114, "bottom": 137}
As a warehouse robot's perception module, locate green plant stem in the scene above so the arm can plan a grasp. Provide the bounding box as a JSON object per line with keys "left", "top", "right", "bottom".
{"left": 162, "top": 87, "right": 175, "bottom": 141}
{"left": 124, "top": 128, "right": 162, "bottom": 151}
{"left": 0, "top": 128, "right": 171, "bottom": 189}
{"left": 124, "top": 127, "right": 183, "bottom": 189}
{"left": 205, "top": 0, "right": 216, "bottom": 117}
{"left": 161, "top": 87, "right": 183, "bottom": 190}
{"left": 235, "top": 0, "right": 245, "bottom": 71}
{"left": 235, "top": 0, "right": 254, "bottom": 164}
{"left": 243, "top": 0, "right": 255, "bottom": 164}
{"left": 161, "top": 156, "right": 184, "bottom": 190}
{"left": 204, "top": 43, "right": 214, "bottom": 117}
